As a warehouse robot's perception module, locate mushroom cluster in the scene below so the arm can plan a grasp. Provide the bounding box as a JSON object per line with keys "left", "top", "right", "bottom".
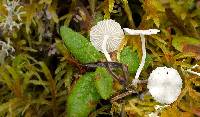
{"left": 89, "top": 19, "right": 182, "bottom": 104}
{"left": 147, "top": 67, "right": 182, "bottom": 104}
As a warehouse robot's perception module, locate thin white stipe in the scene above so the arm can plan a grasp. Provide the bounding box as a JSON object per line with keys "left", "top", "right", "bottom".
{"left": 102, "top": 35, "right": 112, "bottom": 61}
{"left": 132, "top": 34, "right": 146, "bottom": 85}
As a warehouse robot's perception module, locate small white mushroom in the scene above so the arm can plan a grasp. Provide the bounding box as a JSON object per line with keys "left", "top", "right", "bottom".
{"left": 90, "top": 19, "right": 124, "bottom": 61}
{"left": 123, "top": 28, "right": 160, "bottom": 85}
{"left": 147, "top": 67, "right": 182, "bottom": 104}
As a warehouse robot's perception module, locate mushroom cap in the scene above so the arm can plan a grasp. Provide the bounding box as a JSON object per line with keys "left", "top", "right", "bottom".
{"left": 90, "top": 19, "right": 124, "bottom": 53}
{"left": 123, "top": 28, "right": 160, "bottom": 35}
{"left": 147, "top": 67, "right": 182, "bottom": 104}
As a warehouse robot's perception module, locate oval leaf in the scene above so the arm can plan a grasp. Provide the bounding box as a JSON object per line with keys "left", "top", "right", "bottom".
{"left": 95, "top": 67, "right": 113, "bottom": 99}
{"left": 60, "top": 26, "right": 103, "bottom": 64}
{"left": 67, "top": 73, "right": 100, "bottom": 117}
{"left": 119, "top": 46, "right": 139, "bottom": 74}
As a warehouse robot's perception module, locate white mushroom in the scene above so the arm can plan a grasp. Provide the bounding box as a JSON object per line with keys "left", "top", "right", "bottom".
{"left": 123, "top": 28, "right": 160, "bottom": 85}
{"left": 90, "top": 19, "right": 124, "bottom": 61}
{"left": 147, "top": 67, "right": 182, "bottom": 104}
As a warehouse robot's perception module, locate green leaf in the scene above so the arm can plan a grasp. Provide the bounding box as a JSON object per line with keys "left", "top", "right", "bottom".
{"left": 172, "top": 36, "right": 200, "bottom": 58}
{"left": 94, "top": 67, "right": 113, "bottom": 99}
{"left": 60, "top": 26, "right": 103, "bottom": 64}
{"left": 67, "top": 73, "right": 100, "bottom": 117}
{"left": 119, "top": 46, "right": 139, "bottom": 74}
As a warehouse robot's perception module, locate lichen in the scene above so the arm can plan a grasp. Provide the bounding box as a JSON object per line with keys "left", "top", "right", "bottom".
{"left": 0, "top": 0, "right": 25, "bottom": 31}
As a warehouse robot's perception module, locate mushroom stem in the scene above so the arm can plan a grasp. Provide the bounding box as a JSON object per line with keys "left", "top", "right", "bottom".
{"left": 132, "top": 34, "right": 146, "bottom": 85}
{"left": 102, "top": 35, "right": 112, "bottom": 61}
